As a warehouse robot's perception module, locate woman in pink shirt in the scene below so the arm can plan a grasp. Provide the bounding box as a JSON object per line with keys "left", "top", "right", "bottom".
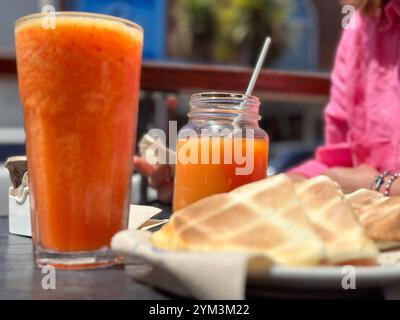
{"left": 136, "top": 0, "right": 400, "bottom": 200}
{"left": 288, "top": 0, "right": 400, "bottom": 195}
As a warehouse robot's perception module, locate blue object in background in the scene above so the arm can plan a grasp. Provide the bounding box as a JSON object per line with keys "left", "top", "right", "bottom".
{"left": 66, "top": 0, "right": 167, "bottom": 60}
{"left": 272, "top": 0, "right": 319, "bottom": 71}
{"left": 0, "top": 145, "right": 25, "bottom": 163}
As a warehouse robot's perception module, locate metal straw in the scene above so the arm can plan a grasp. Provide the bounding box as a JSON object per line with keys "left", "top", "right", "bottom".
{"left": 245, "top": 36, "right": 272, "bottom": 96}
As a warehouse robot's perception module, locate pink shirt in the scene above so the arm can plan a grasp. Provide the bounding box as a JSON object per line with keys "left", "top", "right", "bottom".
{"left": 289, "top": 0, "right": 400, "bottom": 178}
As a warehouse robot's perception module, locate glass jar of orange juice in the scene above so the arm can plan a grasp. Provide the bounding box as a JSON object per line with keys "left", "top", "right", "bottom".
{"left": 173, "top": 92, "right": 269, "bottom": 211}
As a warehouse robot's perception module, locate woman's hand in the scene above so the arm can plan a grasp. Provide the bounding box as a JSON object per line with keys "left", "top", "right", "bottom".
{"left": 287, "top": 173, "right": 308, "bottom": 183}
{"left": 324, "top": 164, "right": 378, "bottom": 194}
{"left": 133, "top": 156, "right": 174, "bottom": 203}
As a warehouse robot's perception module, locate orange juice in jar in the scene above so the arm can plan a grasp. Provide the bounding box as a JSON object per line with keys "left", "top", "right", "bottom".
{"left": 173, "top": 92, "right": 269, "bottom": 211}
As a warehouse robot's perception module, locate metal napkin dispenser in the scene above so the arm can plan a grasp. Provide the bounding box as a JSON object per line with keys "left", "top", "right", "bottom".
{"left": 4, "top": 156, "right": 31, "bottom": 237}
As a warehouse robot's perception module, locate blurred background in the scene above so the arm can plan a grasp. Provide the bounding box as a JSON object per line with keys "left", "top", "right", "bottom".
{"left": 0, "top": 0, "right": 344, "bottom": 205}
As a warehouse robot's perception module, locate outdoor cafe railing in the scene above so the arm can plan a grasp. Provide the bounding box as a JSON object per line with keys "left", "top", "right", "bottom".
{"left": 0, "top": 57, "right": 330, "bottom": 101}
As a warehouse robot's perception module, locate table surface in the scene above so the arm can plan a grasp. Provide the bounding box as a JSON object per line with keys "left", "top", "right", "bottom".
{"left": 0, "top": 213, "right": 386, "bottom": 300}
{"left": 0, "top": 212, "right": 176, "bottom": 300}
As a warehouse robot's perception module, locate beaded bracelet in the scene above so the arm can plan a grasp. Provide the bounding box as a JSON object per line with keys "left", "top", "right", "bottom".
{"left": 383, "top": 173, "right": 400, "bottom": 196}
{"left": 370, "top": 171, "right": 389, "bottom": 191}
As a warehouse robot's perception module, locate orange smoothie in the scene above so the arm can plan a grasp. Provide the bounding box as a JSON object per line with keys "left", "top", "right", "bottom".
{"left": 173, "top": 137, "right": 268, "bottom": 211}
{"left": 15, "top": 15, "right": 143, "bottom": 252}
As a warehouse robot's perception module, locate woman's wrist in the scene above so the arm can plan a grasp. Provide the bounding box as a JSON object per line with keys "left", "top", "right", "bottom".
{"left": 369, "top": 171, "right": 389, "bottom": 191}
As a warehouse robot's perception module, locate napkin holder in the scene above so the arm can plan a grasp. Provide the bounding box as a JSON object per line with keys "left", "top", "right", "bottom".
{"left": 5, "top": 156, "right": 31, "bottom": 236}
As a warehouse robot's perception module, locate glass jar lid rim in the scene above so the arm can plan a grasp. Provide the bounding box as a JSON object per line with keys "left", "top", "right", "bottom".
{"left": 191, "top": 92, "right": 260, "bottom": 103}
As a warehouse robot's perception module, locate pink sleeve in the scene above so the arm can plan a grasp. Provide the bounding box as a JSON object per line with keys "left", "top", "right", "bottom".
{"left": 288, "top": 26, "right": 356, "bottom": 178}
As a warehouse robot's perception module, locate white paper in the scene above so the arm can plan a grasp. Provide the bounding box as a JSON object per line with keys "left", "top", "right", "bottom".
{"left": 128, "top": 204, "right": 168, "bottom": 231}
{"left": 8, "top": 203, "right": 167, "bottom": 237}
{"left": 111, "top": 230, "right": 259, "bottom": 300}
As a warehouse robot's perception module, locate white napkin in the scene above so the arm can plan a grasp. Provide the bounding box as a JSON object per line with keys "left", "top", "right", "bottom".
{"left": 111, "top": 230, "right": 265, "bottom": 300}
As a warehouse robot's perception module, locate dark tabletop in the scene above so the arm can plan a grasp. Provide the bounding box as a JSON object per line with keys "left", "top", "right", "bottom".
{"left": 0, "top": 210, "right": 386, "bottom": 300}
{"left": 0, "top": 208, "right": 176, "bottom": 300}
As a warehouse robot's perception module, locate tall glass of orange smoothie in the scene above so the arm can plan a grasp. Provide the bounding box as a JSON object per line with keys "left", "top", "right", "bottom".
{"left": 15, "top": 12, "right": 143, "bottom": 269}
